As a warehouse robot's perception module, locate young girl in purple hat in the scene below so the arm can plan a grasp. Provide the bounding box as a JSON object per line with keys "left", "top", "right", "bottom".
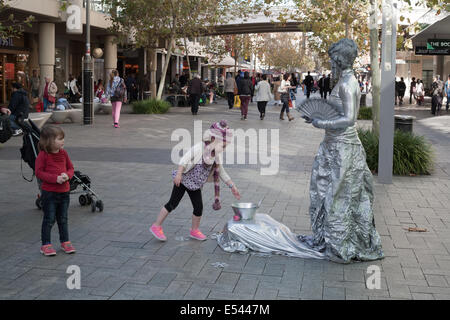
{"left": 150, "top": 120, "right": 241, "bottom": 241}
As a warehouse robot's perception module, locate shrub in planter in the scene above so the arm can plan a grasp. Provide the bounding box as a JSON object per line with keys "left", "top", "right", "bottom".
{"left": 358, "top": 106, "right": 372, "bottom": 120}
{"left": 357, "top": 128, "right": 434, "bottom": 175}
{"left": 132, "top": 99, "right": 170, "bottom": 114}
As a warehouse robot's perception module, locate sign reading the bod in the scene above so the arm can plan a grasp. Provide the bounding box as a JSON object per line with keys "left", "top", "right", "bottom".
{"left": 427, "top": 39, "right": 450, "bottom": 50}
{"left": 66, "top": 4, "right": 82, "bottom": 34}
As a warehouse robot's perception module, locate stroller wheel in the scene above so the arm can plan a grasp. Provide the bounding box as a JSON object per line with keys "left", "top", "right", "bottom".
{"left": 35, "top": 198, "right": 42, "bottom": 210}
{"left": 91, "top": 201, "right": 96, "bottom": 212}
{"left": 86, "top": 194, "right": 93, "bottom": 205}
{"left": 79, "top": 195, "right": 87, "bottom": 206}
{"left": 96, "top": 200, "right": 104, "bottom": 212}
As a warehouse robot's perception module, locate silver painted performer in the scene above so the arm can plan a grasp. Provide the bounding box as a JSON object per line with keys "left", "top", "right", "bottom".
{"left": 298, "top": 38, "right": 384, "bottom": 263}
{"left": 217, "top": 39, "right": 384, "bottom": 264}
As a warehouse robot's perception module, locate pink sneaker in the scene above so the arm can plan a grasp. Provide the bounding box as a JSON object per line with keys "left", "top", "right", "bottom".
{"left": 190, "top": 229, "right": 207, "bottom": 241}
{"left": 150, "top": 224, "right": 167, "bottom": 241}
{"left": 61, "top": 241, "right": 76, "bottom": 254}
{"left": 40, "top": 244, "right": 56, "bottom": 256}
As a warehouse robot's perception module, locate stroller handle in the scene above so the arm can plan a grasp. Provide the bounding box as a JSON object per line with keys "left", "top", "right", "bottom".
{"left": 15, "top": 113, "right": 40, "bottom": 135}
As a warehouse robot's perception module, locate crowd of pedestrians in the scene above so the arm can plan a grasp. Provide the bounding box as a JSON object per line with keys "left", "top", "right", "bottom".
{"left": 182, "top": 69, "right": 329, "bottom": 121}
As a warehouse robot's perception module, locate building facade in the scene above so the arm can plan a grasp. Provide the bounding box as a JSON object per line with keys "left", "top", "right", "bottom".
{"left": 1, "top": 0, "right": 116, "bottom": 103}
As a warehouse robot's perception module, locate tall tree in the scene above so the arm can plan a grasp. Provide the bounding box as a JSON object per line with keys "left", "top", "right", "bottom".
{"left": 103, "top": 0, "right": 270, "bottom": 99}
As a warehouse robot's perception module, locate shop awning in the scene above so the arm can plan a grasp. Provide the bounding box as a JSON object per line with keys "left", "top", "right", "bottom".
{"left": 411, "top": 13, "right": 450, "bottom": 46}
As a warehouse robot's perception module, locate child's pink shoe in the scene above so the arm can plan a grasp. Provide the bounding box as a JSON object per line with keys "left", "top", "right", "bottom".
{"left": 40, "top": 244, "right": 56, "bottom": 256}
{"left": 61, "top": 241, "right": 76, "bottom": 254}
{"left": 150, "top": 224, "right": 167, "bottom": 241}
{"left": 190, "top": 229, "right": 207, "bottom": 241}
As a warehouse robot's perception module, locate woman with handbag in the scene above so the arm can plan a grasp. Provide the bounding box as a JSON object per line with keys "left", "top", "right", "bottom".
{"left": 42, "top": 77, "right": 58, "bottom": 112}
{"left": 106, "top": 70, "right": 127, "bottom": 128}
{"left": 278, "top": 73, "right": 295, "bottom": 121}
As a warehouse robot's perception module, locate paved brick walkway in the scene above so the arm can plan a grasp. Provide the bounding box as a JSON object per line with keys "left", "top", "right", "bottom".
{"left": 1, "top": 93, "right": 450, "bottom": 300}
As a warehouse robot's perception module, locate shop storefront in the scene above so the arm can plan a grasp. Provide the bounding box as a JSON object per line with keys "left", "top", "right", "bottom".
{"left": 0, "top": 36, "right": 30, "bottom": 104}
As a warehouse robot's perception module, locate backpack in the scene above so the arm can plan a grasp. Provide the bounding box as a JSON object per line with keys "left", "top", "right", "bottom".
{"left": 0, "top": 114, "right": 12, "bottom": 143}
{"left": 112, "top": 79, "right": 126, "bottom": 100}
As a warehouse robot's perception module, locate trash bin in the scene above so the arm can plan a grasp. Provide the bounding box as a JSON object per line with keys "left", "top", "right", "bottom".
{"left": 394, "top": 115, "right": 415, "bottom": 133}
{"left": 143, "top": 91, "right": 152, "bottom": 100}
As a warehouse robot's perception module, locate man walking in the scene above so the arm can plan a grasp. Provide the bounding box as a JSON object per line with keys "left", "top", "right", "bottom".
{"left": 318, "top": 74, "right": 325, "bottom": 98}
{"left": 431, "top": 75, "right": 444, "bottom": 115}
{"left": 323, "top": 74, "right": 331, "bottom": 100}
{"left": 188, "top": 73, "right": 202, "bottom": 115}
{"left": 303, "top": 71, "right": 314, "bottom": 99}
{"left": 397, "top": 77, "right": 406, "bottom": 106}
{"left": 224, "top": 74, "right": 237, "bottom": 109}
{"left": 409, "top": 77, "right": 416, "bottom": 104}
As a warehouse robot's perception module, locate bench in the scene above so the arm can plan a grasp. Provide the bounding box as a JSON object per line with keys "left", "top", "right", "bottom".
{"left": 50, "top": 109, "right": 83, "bottom": 124}
{"left": 71, "top": 102, "right": 112, "bottom": 114}
{"left": 165, "top": 94, "right": 189, "bottom": 107}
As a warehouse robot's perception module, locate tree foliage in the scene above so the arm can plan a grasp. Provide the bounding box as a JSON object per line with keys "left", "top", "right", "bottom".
{"left": 259, "top": 33, "right": 314, "bottom": 72}
{"left": 291, "top": 0, "right": 371, "bottom": 65}
{"left": 102, "top": 0, "right": 271, "bottom": 98}
{"left": 0, "top": 1, "right": 34, "bottom": 39}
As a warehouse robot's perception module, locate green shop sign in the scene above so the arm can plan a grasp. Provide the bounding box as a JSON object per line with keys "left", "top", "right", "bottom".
{"left": 427, "top": 39, "right": 450, "bottom": 50}
{"left": 416, "top": 40, "right": 449, "bottom": 55}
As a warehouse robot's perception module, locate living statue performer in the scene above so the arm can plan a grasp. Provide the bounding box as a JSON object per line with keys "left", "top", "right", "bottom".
{"left": 217, "top": 39, "right": 384, "bottom": 264}
{"left": 297, "top": 38, "right": 384, "bottom": 263}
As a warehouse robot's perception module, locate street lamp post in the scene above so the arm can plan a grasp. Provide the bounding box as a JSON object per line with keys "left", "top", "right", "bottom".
{"left": 83, "top": 0, "right": 94, "bottom": 125}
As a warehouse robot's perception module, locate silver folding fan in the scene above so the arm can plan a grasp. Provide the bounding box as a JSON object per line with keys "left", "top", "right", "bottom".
{"left": 295, "top": 98, "right": 341, "bottom": 121}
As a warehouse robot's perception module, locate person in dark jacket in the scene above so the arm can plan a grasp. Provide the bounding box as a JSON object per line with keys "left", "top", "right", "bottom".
{"left": 397, "top": 77, "right": 406, "bottom": 105}
{"left": 409, "top": 77, "right": 416, "bottom": 104}
{"left": 318, "top": 74, "right": 326, "bottom": 98}
{"left": 188, "top": 73, "right": 202, "bottom": 115}
{"left": 238, "top": 71, "right": 253, "bottom": 120}
{"left": 395, "top": 78, "right": 400, "bottom": 105}
{"left": 323, "top": 74, "right": 331, "bottom": 99}
{"left": 0, "top": 82, "right": 30, "bottom": 135}
{"left": 303, "top": 71, "right": 314, "bottom": 99}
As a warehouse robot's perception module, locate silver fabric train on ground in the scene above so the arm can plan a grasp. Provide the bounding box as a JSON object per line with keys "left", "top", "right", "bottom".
{"left": 217, "top": 214, "right": 326, "bottom": 260}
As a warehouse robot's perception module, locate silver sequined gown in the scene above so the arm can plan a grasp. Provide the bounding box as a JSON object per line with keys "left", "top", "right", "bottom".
{"left": 298, "top": 69, "right": 384, "bottom": 263}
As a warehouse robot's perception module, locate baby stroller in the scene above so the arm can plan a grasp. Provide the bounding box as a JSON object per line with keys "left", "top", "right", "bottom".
{"left": 15, "top": 115, "right": 104, "bottom": 212}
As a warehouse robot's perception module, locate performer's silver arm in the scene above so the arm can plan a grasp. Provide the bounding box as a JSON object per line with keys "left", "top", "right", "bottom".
{"left": 314, "top": 83, "right": 356, "bottom": 130}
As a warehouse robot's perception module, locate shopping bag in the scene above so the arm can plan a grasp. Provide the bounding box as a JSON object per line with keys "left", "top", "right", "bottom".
{"left": 234, "top": 95, "right": 241, "bottom": 108}
{"left": 288, "top": 99, "right": 293, "bottom": 109}
{"left": 35, "top": 100, "right": 43, "bottom": 112}
{"left": 48, "top": 95, "right": 56, "bottom": 103}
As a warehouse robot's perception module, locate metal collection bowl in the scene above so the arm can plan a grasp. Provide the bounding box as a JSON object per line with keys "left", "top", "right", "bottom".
{"left": 231, "top": 202, "right": 259, "bottom": 221}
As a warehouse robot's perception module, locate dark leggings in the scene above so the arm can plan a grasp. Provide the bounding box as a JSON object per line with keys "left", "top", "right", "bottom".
{"left": 257, "top": 101, "right": 267, "bottom": 114}
{"left": 164, "top": 183, "right": 203, "bottom": 216}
